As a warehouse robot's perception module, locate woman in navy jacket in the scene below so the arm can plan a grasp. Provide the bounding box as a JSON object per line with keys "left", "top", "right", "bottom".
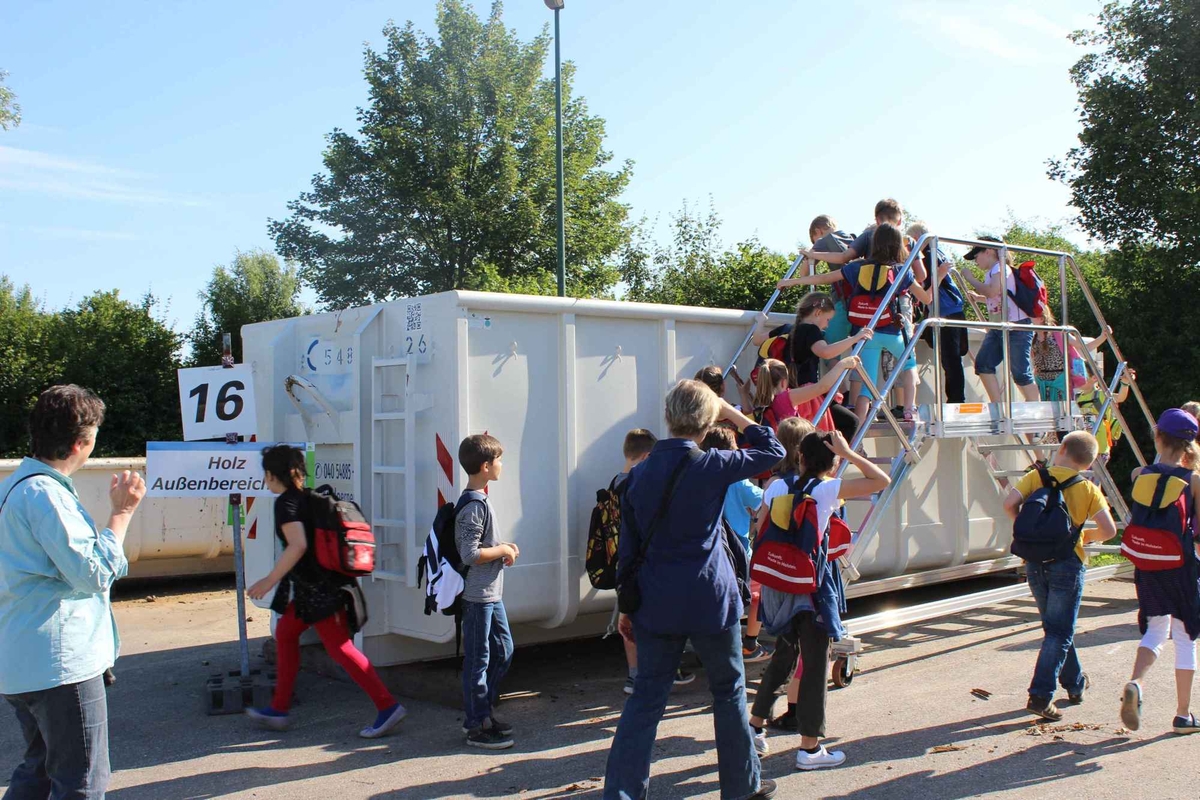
{"left": 603, "top": 379, "right": 785, "bottom": 800}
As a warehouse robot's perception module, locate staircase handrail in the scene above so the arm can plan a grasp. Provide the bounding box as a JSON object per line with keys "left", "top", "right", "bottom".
{"left": 724, "top": 252, "right": 807, "bottom": 375}
{"left": 810, "top": 233, "right": 935, "bottom": 440}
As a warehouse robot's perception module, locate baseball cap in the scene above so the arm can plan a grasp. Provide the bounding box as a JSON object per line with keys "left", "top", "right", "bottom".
{"left": 963, "top": 235, "right": 1004, "bottom": 262}
{"left": 1156, "top": 408, "right": 1199, "bottom": 441}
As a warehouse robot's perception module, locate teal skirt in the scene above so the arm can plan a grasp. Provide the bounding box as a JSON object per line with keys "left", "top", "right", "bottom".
{"left": 1036, "top": 373, "right": 1067, "bottom": 402}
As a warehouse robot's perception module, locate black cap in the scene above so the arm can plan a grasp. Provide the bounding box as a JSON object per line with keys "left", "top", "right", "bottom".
{"left": 963, "top": 235, "right": 1004, "bottom": 261}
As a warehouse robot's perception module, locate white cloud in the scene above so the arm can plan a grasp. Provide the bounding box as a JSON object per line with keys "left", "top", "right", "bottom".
{"left": 0, "top": 145, "right": 203, "bottom": 206}
{"left": 6, "top": 224, "right": 140, "bottom": 242}
{"left": 998, "top": 5, "right": 1073, "bottom": 40}
{"left": 900, "top": 2, "right": 1081, "bottom": 63}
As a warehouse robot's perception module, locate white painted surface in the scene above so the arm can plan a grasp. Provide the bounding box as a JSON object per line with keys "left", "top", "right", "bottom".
{"left": 241, "top": 291, "right": 1025, "bottom": 665}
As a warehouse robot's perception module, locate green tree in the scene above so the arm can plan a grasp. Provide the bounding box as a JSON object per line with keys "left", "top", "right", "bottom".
{"left": 623, "top": 201, "right": 792, "bottom": 312}
{"left": 191, "top": 250, "right": 307, "bottom": 366}
{"left": 1050, "top": 0, "right": 1200, "bottom": 259}
{"left": 1049, "top": 0, "right": 1200, "bottom": 479}
{"left": 50, "top": 291, "right": 183, "bottom": 456}
{"left": 270, "top": 0, "right": 632, "bottom": 307}
{"left": 0, "top": 70, "right": 20, "bottom": 131}
{"left": 0, "top": 279, "right": 55, "bottom": 455}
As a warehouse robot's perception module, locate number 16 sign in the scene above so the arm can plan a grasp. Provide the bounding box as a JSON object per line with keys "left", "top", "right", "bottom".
{"left": 177, "top": 364, "right": 259, "bottom": 441}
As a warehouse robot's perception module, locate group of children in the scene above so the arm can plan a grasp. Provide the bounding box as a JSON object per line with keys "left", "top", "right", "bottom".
{"left": 240, "top": 197, "right": 1200, "bottom": 775}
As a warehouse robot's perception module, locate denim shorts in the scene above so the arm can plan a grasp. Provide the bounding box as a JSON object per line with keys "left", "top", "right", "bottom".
{"left": 974, "top": 325, "right": 1035, "bottom": 387}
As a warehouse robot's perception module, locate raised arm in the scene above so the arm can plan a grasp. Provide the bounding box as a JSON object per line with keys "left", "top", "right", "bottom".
{"left": 786, "top": 357, "right": 860, "bottom": 405}
{"left": 778, "top": 270, "right": 843, "bottom": 290}
{"left": 1088, "top": 325, "right": 1112, "bottom": 352}
{"left": 811, "top": 329, "right": 871, "bottom": 360}
{"left": 799, "top": 247, "right": 856, "bottom": 266}
{"left": 750, "top": 313, "right": 774, "bottom": 346}
{"left": 906, "top": 278, "right": 933, "bottom": 306}
{"left": 710, "top": 400, "right": 787, "bottom": 481}
{"left": 826, "top": 432, "right": 891, "bottom": 499}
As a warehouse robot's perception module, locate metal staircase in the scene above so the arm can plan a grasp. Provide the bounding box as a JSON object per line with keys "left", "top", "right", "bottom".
{"left": 730, "top": 233, "right": 1156, "bottom": 683}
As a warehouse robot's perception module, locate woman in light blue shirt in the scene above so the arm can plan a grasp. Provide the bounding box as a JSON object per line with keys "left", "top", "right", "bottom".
{"left": 0, "top": 385, "right": 145, "bottom": 800}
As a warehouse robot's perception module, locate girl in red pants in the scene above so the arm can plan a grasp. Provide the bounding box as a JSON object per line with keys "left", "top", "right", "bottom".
{"left": 246, "top": 445, "right": 406, "bottom": 738}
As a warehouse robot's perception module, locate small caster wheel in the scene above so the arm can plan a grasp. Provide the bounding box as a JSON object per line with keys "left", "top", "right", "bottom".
{"left": 831, "top": 656, "right": 854, "bottom": 688}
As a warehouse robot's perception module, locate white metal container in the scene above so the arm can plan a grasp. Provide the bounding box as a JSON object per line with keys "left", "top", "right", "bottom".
{"left": 241, "top": 291, "right": 1019, "bottom": 665}
{"left": 0, "top": 458, "right": 232, "bottom": 579}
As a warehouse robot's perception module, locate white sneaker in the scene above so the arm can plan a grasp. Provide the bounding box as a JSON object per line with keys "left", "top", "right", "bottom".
{"left": 795, "top": 745, "right": 846, "bottom": 771}
{"left": 752, "top": 726, "right": 769, "bottom": 756}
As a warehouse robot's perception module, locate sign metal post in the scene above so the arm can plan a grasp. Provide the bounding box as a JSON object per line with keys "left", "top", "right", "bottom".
{"left": 223, "top": 333, "right": 252, "bottom": 679}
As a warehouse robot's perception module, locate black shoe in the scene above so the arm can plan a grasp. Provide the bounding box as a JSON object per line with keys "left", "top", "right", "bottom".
{"left": 767, "top": 710, "right": 798, "bottom": 731}
{"left": 466, "top": 725, "right": 514, "bottom": 750}
{"left": 487, "top": 716, "right": 513, "bottom": 735}
{"left": 750, "top": 778, "right": 777, "bottom": 799}
{"left": 461, "top": 716, "right": 513, "bottom": 735}
{"left": 1067, "top": 673, "right": 1090, "bottom": 705}
{"left": 1027, "top": 695, "right": 1063, "bottom": 721}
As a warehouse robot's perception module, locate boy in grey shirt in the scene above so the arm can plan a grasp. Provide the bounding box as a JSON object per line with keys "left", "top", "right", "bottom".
{"left": 455, "top": 434, "right": 519, "bottom": 749}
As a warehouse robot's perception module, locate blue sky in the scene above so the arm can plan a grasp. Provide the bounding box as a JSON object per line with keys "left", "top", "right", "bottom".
{"left": 0, "top": 0, "right": 1101, "bottom": 333}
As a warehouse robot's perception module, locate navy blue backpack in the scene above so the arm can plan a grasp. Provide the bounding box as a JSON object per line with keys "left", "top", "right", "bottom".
{"left": 1011, "top": 467, "right": 1084, "bottom": 563}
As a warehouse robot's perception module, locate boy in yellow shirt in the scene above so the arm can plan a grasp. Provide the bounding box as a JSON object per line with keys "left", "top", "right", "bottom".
{"left": 1004, "top": 431, "right": 1118, "bottom": 721}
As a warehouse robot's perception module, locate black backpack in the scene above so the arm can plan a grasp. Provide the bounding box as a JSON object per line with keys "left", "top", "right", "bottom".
{"left": 417, "top": 494, "right": 488, "bottom": 657}
{"left": 586, "top": 477, "right": 625, "bottom": 590}
{"left": 1011, "top": 467, "right": 1084, "bottom": 564}
{"left": 720, "top": 517, "right": 752, "bottom": 608}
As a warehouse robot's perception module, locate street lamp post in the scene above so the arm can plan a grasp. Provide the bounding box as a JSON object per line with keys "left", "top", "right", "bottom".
{"left": 545, "top": 0, "right": 566, "bottom": 297}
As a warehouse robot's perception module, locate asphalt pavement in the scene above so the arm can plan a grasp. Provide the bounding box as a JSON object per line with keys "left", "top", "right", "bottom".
{"left": 2, "top": 576, "right": 1194, "bottom": 800}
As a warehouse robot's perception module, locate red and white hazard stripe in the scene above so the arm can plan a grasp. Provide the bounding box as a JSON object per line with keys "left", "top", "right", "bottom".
{"left": 436, "top": 433, "right": 455, "bottom": 507}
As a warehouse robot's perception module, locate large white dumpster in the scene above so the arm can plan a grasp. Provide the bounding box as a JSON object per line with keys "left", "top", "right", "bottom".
{"left": 241, "top": 291, "right": 1018, "bottom": 665}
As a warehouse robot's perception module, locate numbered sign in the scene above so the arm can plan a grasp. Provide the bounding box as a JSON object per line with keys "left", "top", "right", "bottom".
{"left": 177, "top": 365, "right": 259, "bottom": 441}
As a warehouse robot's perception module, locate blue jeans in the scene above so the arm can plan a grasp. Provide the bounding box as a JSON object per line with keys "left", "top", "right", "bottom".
{"left": 461, "top": 599, "right": 513, "bottom": 730}
{"left": 4, "top": 674, "right": 109, "bottom": 800}
{"left": 1026, "top": 558, "right": 1087, "bottom": 700}
{"left": 974, "top": 325, "right": 1035, "bottom": 386}
{"left": 604, "top": 623, "right": 761, "bottom": 800}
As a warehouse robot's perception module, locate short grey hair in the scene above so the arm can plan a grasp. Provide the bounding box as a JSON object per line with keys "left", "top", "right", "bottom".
{"left": 665, "top": 379, "right": 720, "bottom": 438}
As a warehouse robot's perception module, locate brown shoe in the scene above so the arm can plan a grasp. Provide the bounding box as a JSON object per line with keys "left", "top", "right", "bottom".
{"left": 1027, "top": 695, "right": 1063, "bottom": 721}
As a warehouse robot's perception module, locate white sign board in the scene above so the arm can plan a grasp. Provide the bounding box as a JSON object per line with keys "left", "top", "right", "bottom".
{"left": 145, "top": 441, "right": 303, "bottom": 498}
{"left": 176, "top": 365, "right": 258, "bottom": 441}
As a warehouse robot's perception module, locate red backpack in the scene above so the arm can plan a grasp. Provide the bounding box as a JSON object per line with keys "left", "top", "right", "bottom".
{"left": 1008, "top": 260, "right": 1049, "bottom": 319}
{"left": 846, "top": 263, "right": 899, "bottom": 329}
{"left": 1121, "top": 465, "right": 1195, "bottom": 571}
{"left": 750, "top": 477, "right": 851, "bottom": 594}
{"left": 750, "top": 333, "right": 791, "bottom": 385}
{"left": 307, "top": 485, "right": 376, "bottom": 577}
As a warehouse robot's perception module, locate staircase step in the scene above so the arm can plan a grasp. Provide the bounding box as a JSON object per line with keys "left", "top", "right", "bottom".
{"left": 990, "top": 470, "right": 1032, "bottom": 479}
{"left": 977, "top": 443, "right": 1060, "bottom": 453}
